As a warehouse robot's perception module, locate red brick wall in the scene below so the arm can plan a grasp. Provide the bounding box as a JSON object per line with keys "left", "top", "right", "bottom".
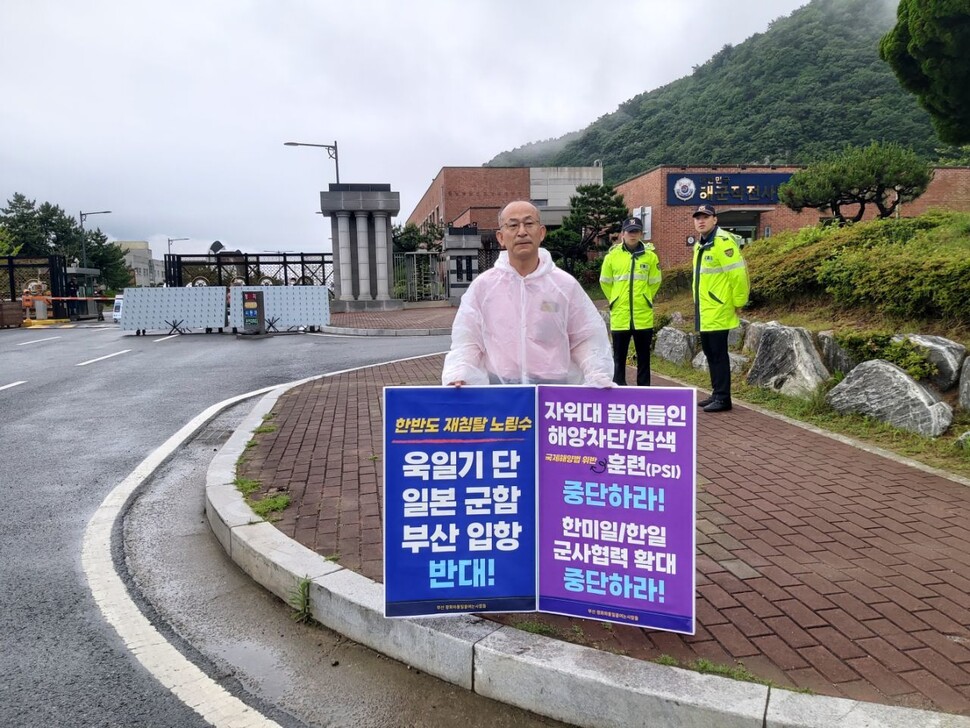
{"left": 407, "top": 168, "right": 530, "bottom": 229}
{"left": 617, "top": 165, "right": 970, "bottom": 270}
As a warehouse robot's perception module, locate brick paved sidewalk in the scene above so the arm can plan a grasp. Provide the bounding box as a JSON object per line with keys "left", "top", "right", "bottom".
{"left": 239, "top": 349, "right": 970, "bottom": 716}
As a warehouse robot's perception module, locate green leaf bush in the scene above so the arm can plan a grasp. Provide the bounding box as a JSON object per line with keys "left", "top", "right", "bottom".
{"left": 833, "top": 332, "right": 938, "bottom": 380}
{"left": 744, "top": 210, "right": 970, "bottom": 325}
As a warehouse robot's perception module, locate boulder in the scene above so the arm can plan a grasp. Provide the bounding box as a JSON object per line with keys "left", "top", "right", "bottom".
{"left": 746, "top": 323, "right": 830, "bottom": 397}
{"left": 826, "top": 360, "right": 953, "bottom": 437}
{"left": 960, "top": 358, "right": 970, "bottom": 412}
{"left": 728, "top": 320, "right": 748, "bottom": 350}
{"left": 818, "top": 331, "right": 856, "bottom": 374}
{"left": 669, "top": 311, "right": 685, "bottom": 326}
{"left": 692, "top": 351, "right": 749, "bottom": 374}
{"left": 654, "top": 326, "right": 697, "bottom": 366}
{"left": 893, "top": 334, "right": 967, "bottom": 391}
{"left": 742, "top": 321, "right": 772, "bottom": 356}
{"left": 956, "top": 431, "right": 970, "bottom": 450}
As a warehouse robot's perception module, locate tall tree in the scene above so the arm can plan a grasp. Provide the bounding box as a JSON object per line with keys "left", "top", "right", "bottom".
{"left": 392, "top": 221, "right": 444, "bottom": 252}
{"left": 778, "top": 142, "right": 933, "bottom": 224}
{"left": 0, "top": 226, "right": 22, "bottom": 256}
{"left": 1, "top": 193, "right": 46, "bottom": 256}
{"left": 880, "top": 0, "right": 970, "bottom": 145}
{"left": 545, "top": 184, "right": 629, "bottom": 271}
{"left": 86, "top": 229, "right": 130, "bottom": 290}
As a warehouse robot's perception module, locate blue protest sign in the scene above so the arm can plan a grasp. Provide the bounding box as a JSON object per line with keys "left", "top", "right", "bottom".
{"left": 383, "top": 386, "right": 537, "bottom": 617}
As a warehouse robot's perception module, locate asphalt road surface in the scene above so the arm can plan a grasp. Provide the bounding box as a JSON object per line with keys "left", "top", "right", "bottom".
{"left": 0, "top": 323, "right": 562, "bottom": 727}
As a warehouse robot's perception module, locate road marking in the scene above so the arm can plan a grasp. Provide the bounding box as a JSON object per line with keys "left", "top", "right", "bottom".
{"left": 154, "top": 334, "right": 180, "bottom": 343}
{"left": 17, "top": 336, "right": 60, "bottom": 346}
{"left": 81, "top": 353, "right": 445, "bottom": 727}
{"left": 0, "top": 381, "right": 27, "bottom": 392}
{"left": 76, "top": 350, "right": 131, "bottom": 366}
{"left": 60, "top": 324, "right": 77, "bottom": 328}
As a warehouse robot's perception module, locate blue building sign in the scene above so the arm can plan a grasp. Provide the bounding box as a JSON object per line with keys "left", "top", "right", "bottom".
{"left": 667, "top": 172, "right": 793, "bottom": 206}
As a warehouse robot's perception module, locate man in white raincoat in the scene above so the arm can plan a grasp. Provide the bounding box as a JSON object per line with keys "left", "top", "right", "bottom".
{"left": 442, "top": 200, "right": 614, "bottom": 387}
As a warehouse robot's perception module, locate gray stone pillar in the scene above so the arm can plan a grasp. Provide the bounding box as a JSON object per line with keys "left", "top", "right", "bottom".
{"left": 355, "top": 212, "right": 372, "bottom": 301}
{"left": 336, "top": 211, "right": 353, "bottom": 301}
{"left": 320, "top": 184, "right": 402, "bottom": 312}
{"left": 374, "top": 212, "right": 390, "bottom": 300}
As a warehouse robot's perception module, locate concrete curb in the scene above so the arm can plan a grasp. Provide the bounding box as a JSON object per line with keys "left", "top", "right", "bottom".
{"left": 203, "top": 373, "right": 970, "bottom": 728}
{"left": 317, "top": 325, "right": 451, "bottom": 337}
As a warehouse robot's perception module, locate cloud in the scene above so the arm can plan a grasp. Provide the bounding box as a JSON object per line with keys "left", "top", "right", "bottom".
{"left": 0, "top": 0, "right": 809, "bottom": 254}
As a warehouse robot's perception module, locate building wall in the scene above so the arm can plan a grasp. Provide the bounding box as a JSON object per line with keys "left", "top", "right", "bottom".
{"left": 617, "top": 165, "right": 970, "bottom": 270}
{"left": 407, "top": 168, "right": 530, "bottom": 228}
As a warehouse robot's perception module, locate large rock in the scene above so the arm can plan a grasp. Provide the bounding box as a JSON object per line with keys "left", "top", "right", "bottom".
{"left": 826, "top": 360, "right": 953, "bottom": 437}
{"left": 893, "top": 334, "right": 967, "bottom": 391}
{"left": 961, "top": 358, "right": 970, "bottom": 411}
{"left": 654, "top": 326, "right": 697, "bottom": 366}
{"left": 742, "top": 321, "right": 773, "bottom": 356}
{"left": 745, "top": 323, "right": 830, "bottom": 397}
{"left": 728, "top": 321, "right": 747, "bottom": 350}
{"left": 817, "top": 331, "right": 856, "bottom": 374}
{"left": 692, "top": 351, "right": 749, "bottom": 374}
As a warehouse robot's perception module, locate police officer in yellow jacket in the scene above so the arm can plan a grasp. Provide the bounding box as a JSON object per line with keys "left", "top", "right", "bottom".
{"left": 691, "top": 204, "right": 749, "bottom": 412}
{"left": 599, "top": 216, "right": 662, "bottom": 386}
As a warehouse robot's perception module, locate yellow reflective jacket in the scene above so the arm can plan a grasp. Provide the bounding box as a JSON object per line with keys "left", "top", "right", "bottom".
{"left": 599, "top": 241, "right": 662, "bottom": 331}
{"left": 692, "top": 227, "right": 749, "bottom": 332}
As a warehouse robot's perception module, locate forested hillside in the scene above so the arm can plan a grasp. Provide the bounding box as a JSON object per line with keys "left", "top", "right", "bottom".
{"left": 487, "top": 0, "right": 950, "bottom": 182}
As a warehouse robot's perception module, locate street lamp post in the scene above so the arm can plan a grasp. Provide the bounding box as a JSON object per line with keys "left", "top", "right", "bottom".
{"left": 79, "top": 210, "right": 111, "bottom": 269}
{"left": 284, "top": 140, "right": 340, "bottom": 183}
{"left": 167, "top": 237, "right": 189, "bottom": 256}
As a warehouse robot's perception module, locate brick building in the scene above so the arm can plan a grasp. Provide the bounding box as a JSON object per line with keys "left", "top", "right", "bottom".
{"left": 617, "top": 165, "right": 970, "bottom": 269}
{"left": 407, "top": 166, "right": 604, "bottom": 231}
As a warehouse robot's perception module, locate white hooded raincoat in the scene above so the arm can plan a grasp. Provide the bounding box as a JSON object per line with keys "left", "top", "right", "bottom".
{"left": 441, "top": 249, "right": 613, "bottom": 386}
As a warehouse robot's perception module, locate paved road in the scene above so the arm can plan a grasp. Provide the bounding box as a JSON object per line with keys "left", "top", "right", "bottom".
{"left": 0, "top": 323, "right": 473, "bottom": 727}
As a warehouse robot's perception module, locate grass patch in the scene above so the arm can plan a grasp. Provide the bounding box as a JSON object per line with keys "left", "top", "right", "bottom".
{"left": 250, "top": 493, "right": 290, "bottom": 519}
{"left": 245, "top": 439, "right": 257, "bottom": 449}
{"left": 654, "top": 654, "right": 679, "bottom": 666}
{"left": 513, "top": 620, "right": 561, "bottom": 638}
{"left": 253, "top": 424, "right": 277, "bottom": 434}
{"left": 233, "top": 476, "right": 261, "bottom": 497}
{"left": 288, "top": 576, "right": 314, "bottom": 624}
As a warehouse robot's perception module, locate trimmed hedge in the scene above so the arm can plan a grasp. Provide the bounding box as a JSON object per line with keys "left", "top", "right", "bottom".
{"left": 743, "top": 210, "right": 970, "bottom": 323}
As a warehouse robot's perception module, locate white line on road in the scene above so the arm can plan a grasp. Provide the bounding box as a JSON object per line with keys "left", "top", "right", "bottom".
{"left": 153, "top": 334, "right": 180, "bottom": 343}
{"left": 0, "top": 381, "right": 27, "bottom": 392}
{"left": 80, "top": 353, "right": 445, "bottom": 727}
{"left": 17, "top": 336, "right": 60, "bottom": 346}
{"left": 76, "top": 350, "right": 131, "bottom": 366}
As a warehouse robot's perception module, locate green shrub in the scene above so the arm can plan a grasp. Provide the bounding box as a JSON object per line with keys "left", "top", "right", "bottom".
{"left": 658, "top": 263, "right": 692, "bottom": 298}
{"left": 834, "top": 332, "right": 938, "bottom": 380}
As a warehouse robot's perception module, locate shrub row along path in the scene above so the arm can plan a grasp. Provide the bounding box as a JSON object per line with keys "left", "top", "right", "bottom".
{"left": 238, "top": 307, "right": 970, "bottom": 717}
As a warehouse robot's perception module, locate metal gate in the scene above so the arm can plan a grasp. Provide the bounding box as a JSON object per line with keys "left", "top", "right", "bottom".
{"left": 392, "top": 252, "right": 448, "bottom": 302}
{"left": 164, "top": 252, "right": 333, "bottom": 293}
{"left": 1, "top": 255, "right": 68, "bottom": 317}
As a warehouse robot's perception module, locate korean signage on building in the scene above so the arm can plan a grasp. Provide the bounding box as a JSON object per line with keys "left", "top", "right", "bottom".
{"left": 384, "top": 385, "right": 696, "bottom": 634}
{"left": 667, "top": 172, "right": 793, "bottom": 206}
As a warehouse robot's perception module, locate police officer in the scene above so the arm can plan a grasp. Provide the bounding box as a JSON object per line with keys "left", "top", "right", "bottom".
{"left": 599, "top": 216, "right": 662, "bottom": 386}
{"left": 691, "top": 204, "right": 749, "bottom": 412}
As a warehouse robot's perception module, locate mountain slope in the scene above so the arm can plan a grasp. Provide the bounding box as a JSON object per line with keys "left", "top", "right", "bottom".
{"left": 487, "top": 0, "right": 943, "bottom": 182}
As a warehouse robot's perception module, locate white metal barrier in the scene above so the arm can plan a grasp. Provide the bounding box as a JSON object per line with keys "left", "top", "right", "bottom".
{"left": 227, "top": 286, "right": 330, "bottom": 331}
{"left": 119, "top": 287, "right": 227, "bottom": 334}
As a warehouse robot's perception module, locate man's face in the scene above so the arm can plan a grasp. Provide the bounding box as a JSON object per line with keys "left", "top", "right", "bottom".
{"left": 693, "top": 214, "right": 716, "bottom": 235}
{"left": 621, "top": 229, "right": 642, "bottom": 248}
{"left": 496, "top": 202, "right": 545, "bottom": 264}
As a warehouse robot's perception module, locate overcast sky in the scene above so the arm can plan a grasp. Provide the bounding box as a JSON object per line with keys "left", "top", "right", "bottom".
{"left": 1, "top": 0, "right": 810, "bottom": 256}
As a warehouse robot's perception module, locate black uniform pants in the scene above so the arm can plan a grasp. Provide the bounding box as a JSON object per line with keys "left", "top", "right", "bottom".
{"left": 700, "top": 329, "right": 731, "bottom": 402}
{"left": 612, "top": 328, "right": 653, "bottom": 386}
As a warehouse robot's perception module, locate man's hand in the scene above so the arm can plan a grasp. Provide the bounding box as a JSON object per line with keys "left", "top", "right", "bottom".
{"left": 587, "top": 374, "right": 617, "bottom": 389}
